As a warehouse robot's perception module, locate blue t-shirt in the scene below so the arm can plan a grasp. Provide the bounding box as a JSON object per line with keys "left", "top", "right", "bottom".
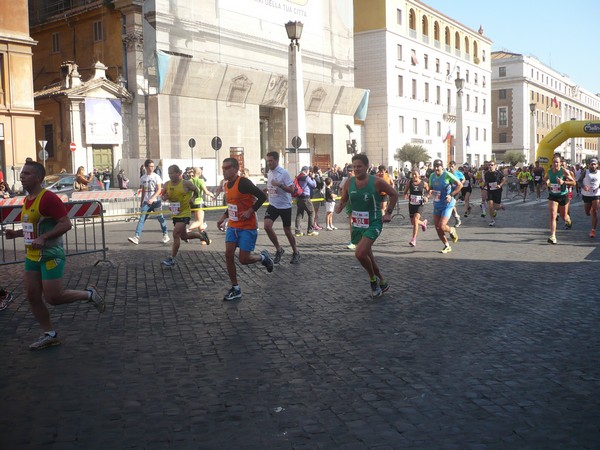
{"left": 429, "top": 171, "right": 459, "bottom": 203}
{"left": 453, "top": 170, "right": 465, "bottom": 182}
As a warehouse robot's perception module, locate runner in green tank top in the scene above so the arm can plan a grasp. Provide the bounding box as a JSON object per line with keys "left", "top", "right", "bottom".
{"left": 335, "top": 154, "right": 398, "bottom": 298}
{"left": 544, "top": 154, "right": 575, "bottom": 244}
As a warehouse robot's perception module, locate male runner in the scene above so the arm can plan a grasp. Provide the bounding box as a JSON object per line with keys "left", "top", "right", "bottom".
{"left": 579, "top": 158, "right": 600, "bottom": 238}
{"left": 429, "top": 159, "right": 462, "bottom": 253}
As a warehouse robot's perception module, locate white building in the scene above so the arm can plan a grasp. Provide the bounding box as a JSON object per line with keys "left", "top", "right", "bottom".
{"left": 353, "top": 0, "right": 493, "bottom": 169}
{"left": 491, "top": 51, "right": 600, "bottom": 164}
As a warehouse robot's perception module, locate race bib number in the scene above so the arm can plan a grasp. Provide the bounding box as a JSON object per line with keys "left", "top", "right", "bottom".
{"left": 23, "top": 223, "right": 34, "bottom": 245}
{"left": 488, "top": 182, "right": 498, "bottom": 190}
{"left": 433, "top": 190, "right": 442, "bottom": 201}
{"left": 267, "top": 185, "right": 278, "bottom": 196}
{"left": 169, "top": 202, "right": 180, "bottom": 215}
{"left": 534, "top": 176, "right": 541, "bottom": 181}
{"left": 351, "top": 211, "right": 369, "bottom": 228}
{"left": 550, "top": 183, "right": 561, "bottom": 193}
{"left": 409, "top": 195, "right": 422, "bottom": 205}
{"left": 227, "top": 203, "right": 239, "bottom": 221}
{"left": 463, "top": 180, "right": 470, "bottom": 187}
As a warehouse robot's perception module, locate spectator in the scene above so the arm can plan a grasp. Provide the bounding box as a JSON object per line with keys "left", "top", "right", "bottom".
{"left": 117, "top": 169, "right": 129, "bottom": 189}
{"left": 74, "top": 166, "right": 93, "bottom": 191}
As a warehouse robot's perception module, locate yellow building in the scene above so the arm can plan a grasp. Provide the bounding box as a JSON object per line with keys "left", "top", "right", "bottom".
{"left": 0, "top": 0, "right": 38, "bottom": 189}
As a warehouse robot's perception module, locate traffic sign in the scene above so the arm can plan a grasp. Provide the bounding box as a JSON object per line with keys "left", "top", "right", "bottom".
{"left": 188, "top": 138, "right": 196, "bottom": 148}
{"left": 38, "top": 150, "right": 48, "bottom": 161}
{"left": 211, "top": 136, "right": 222, "bottom": 151}
{"left": 69, "top": 142, "right": 77, "bottom": 152}
{"left": 291, "top": 136, "right": 302, "bottom": 149}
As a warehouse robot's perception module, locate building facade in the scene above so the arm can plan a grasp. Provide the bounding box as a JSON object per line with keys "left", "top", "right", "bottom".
{"left": 0, "top": 1, "right": 37, "bottom": 189}
{"left": 353, "top": 0, "right": 493, "bottom": 169}
{"left": 491, "top": 51, "right": 600, "bottom": 165}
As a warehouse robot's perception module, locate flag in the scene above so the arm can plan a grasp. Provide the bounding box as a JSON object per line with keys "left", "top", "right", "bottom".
{"left": 443, "top": 129, "right": 451, "bottom": 143}
{"left": 466, "top": 131, "right": 470, "bottom": 147}
{"left": 552, "top": 96, "right": 559, "bottom": 108}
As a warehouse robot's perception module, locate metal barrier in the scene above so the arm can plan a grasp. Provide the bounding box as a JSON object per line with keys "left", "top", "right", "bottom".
{"left": 72, "top": 190, "right": 140, "bottom": 222}
{"left": 0, "top": 200, "right": 111, "bottom": 266}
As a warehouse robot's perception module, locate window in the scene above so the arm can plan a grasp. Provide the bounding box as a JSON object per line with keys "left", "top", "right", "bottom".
{"left": 474, "top": 96, "right": 478, "bottom": 113}
{"left": 397, "top": 44, "right": 403, "bottom": 61}
{"left": 424, "top": 82, "right": 429, "bottom": 102}
{"left": 399, "top": 116, "right": 404, "bottom": 133}
{"left": 398, "top": 75, "right": 403, "bottom": 96}
{"left": 411, "top": 79, "right": 417, "bottom": 99}
{"left": 499, "top": 66, "right": 506, "bottom": 77}
{"left": 435, "top": 58, "right": 440, "bottom": 73}
{"left": 465, "top": 70, "right": 469, "bottom": 83}
{"left": 474, "top": 73, "right": 478, "bottom": 85}
{"left": 446, "top": 62, "right": 451, "bottom": 77}
{"left": 51, "top": 32, "right": 60, "bottom": 53}
{"left": 499, "top": 132, "right": 507, "bottom": 143}
{"left": 0, "top": 53, "right": 4, "bottom": 106}
{"left": 482, "top": 76, "right": 486, "bottom": 87}
{"left": 466, "top": 94, "right": 470, "bottom": 111}
{"left": 475, "top": 127, "right": 479, "bottom": 141}
{"left": 436, "top": 86, "right": 441, "bottom": 105}
{"left": 412, "top": 118, "right": 418, "bottom": 134}
{"left": 484, "top": 129, "right": 487, "bottom": 142}
{"left": 93, "top": 20, "right": 104, "bottom": 42}
{"left": 434, "top": 22, "right": 440, "bottom": 42}
{"left": 498, "top": 107, "right": 508, "bottom": 127}
{"left": 437, "top": 121, "right": 441, "bottom": 136}
{"left": 411, "top": 49, "right": 418, "bottom": 65}
{"left": 425, "top": 120, "right": 430, "bottom": 136}
{"left": 424, "top": 54, "right": 429, "bottom": 69}
{"left": 499, "top": 89, "right": 507, "bottom": 99}
{"left": 397, "top": 8, "right": 402, "bottom": 25}
{"left": 44, "top": 124, "right": 54, "bottom": 157}
{"left": 483, "top": 99, "right": 486, "bottom": 114}
{"left": 409, "top": 9, "right": 416, "bottom": 30}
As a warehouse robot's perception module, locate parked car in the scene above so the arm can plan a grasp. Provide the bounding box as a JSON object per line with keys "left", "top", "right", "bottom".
{"left": 42, "top": 173, "right": 103, "bottom": 196}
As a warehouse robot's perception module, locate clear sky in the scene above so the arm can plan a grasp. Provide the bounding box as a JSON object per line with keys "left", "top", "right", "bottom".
{"left": 422, "top": 0, "right": 600, "bottom": 95}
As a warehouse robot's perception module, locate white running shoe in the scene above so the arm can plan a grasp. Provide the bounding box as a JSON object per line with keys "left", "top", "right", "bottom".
{"left": 128, "top": 236, "right": 139, "bottom": 245}
{"left": 162, "top": 234, "right": 170, "bottom": 244}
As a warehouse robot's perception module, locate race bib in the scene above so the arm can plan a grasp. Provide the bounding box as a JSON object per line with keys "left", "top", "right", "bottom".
{"left": 351, "top": 211, "right": 369, "bottom": 228}
{"left": 534, "top": 176, "right": 541, "bottom": 181}
{"left": 433, "top": 190, "right": 442, "bottom": 201}
{"left": 227, "top": 203, "right": 239, "bottom": 221}
{"left": 267, "top": 185, "right": 278, "bottom": 196}
{"left": 550, "top": 183, "right": 561, "bottom": 193}
{"left": 409, "top": 195, "right": 422, "bottom": 205}
{"left": 169, "top": 202, "right": 180, "bottom": 215}
{"left": 488, "top": 182, "right": 498, "bottom": 190}
{"left": 463, "top": 180, "right": 470, "bottom": 187}
{"left": 23, "top": 223, "right": 34, "bottom": 245}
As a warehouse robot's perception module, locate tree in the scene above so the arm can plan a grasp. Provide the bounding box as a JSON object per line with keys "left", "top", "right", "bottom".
{"left": 502, "top": 150, "right": 526, "bottom": 166}
{"left": 394, "top": 144, "right": 430, "bottom": 169}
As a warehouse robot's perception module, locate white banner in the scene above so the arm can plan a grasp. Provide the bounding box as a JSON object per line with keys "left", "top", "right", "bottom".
{"left": 84, "top": 99, "right": 123, "bottom": 145}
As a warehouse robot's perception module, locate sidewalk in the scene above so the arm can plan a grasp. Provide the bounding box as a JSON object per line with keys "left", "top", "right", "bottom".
{"left": 1, "top": 198, "right": 599, "bottom": 448}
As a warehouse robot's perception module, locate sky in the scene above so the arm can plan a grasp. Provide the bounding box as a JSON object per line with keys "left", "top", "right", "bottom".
{"left": 422, "top": 0, "right": 600, "bottom": 94}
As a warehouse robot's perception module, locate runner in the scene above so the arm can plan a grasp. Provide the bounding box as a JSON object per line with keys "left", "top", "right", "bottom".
{"left": 532, "top": 160, "right": 545, "bottom": 201}
{"left": 188, "top": 167, "right": 214, "bottom": 244}
{"left": 484, "top": 161, "right": 506, "bottom": 227}
{"left": 334, "top": 153, "right": 398, "bottom": 297}
{"left": 263, "top": 151, "right": 300, "bottom": 264}
{"left": 217, "top": 158, "right": 273, "bottom": 301}
{"left": 475, "top": 163, "right": 488, "bottom": 217}
{"left": 403, "top": 168, "right": 429, "bottom": 247}
{"left": 428, "top": 159, "right": 462, "bottom": 253}
{"left": 579, "top": 158, "right": 600, "bottom": 238}
{"left": 544, "top": 155, "right": 575, "bottom": 244}
{"left": 447, "top": 161, "right": 464, "bottom": 227}
{"left": 376, "top": 165, "right": 394, "bottom": 217}
{"left": 517, "top": 166, "right": 533, "bottom": 202}
{"left": 5, "top": 161, "right": 105, "bottom": 350}
{"left": 459, "top": 165, "right": 475, "bottom": 217}
{"left": 160, "top": 165, "right": 204, "bottom": 267}
{"left": 561, "top": 161, "right": 575, "bottom": 230}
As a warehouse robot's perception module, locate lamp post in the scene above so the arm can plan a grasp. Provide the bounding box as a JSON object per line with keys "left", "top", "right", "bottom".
{"left": 454, "top": 75, "right": 465, "bottom": 164}
{"left": 529, "top": 103, "right": 536, "bottom": 163}
{"left": 285, "top": 21, "right": 307, "bottom": 175}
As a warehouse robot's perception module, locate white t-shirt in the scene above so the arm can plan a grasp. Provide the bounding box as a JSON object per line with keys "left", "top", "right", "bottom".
{"left": 140, "top": 172, "right": 163, "bottom": 203}
{"left": 267, "top": 165, "right": 293, "bottom": 209}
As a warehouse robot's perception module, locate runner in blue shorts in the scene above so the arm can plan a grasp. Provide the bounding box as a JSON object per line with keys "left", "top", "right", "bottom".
{"left": 428, "top": 159, "right": 462, "bottom": 253}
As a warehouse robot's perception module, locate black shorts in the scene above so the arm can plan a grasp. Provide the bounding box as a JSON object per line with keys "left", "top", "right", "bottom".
{"left": 519, "top": 183, "right": 529, "bottom": 191}
{"left": 548, "top": 194, "right": 568, "bottom": 206}
{"left": 408, "top": 204, "right": 424, "bottom": 217}
{"left": 582, "top": 195, "right": 600, "bottom": 203}
{"left": 264, "top": 205, "right": 293, "bottom": 228}
{"left": 460, "top": 186, "right": 472, "bottom": 196}
{"left": 173, "top": 217, "right": 191, "bottom": 225}
{"left": 487, "top": 189, "right": 503, "bottom": 205}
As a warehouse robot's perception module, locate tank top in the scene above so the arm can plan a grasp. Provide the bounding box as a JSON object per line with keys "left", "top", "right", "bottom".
{"left": 190, "top": 176, "right": 206, "bottom": 206}
{"left": 224, "top": 176, "right": 257, "bottom": 230}
{"left": 408, "top": 180, "right": 425, "bottom": 205}
{"left": 22, "top": 189, "right": 64, "bottom": 261}
{"left": 429, "top": 171, "right": 455, "bottom": 203}
{"left": 165, "top": 180, "right": 192, "bottom": 218}
{"left": 582, "top": 170, "right": 600, "bottom": 197}
{"left": 348, "top": 175, "right": 382, "bottom": 229}
{"left": 547, "top": 168, "right": 568, "bottom": 197}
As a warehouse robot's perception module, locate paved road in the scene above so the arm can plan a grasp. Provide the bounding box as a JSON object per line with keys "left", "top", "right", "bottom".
{"left": 1, "top": 194, "right": 599, "bottom": 449}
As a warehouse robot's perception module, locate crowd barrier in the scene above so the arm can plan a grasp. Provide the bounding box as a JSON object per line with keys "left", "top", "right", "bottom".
{"left": 0, "top": 200, "right": 111, "bottom": 267}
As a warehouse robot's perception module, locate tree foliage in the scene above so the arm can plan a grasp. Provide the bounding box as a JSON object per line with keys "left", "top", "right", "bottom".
{"left": 394, "top": 144, "right": 430, "bottom": 169}
{"left": 501, "top": 150, "right": 526, "bottom": 166}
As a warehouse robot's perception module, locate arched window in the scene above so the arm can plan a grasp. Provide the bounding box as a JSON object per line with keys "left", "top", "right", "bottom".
{"left": 409, "top": 9, "right": 416, "bottom": 30}
{"left": 473, "top": 41, "right": 479, "bottom": 59}
{"left": 445, "top": 27, "right": 450, "bottom": 46}
{"left": 434, "top": 21, "right": 440, "bottom": 42}
{"left": 455, "top": 31, "right": 460, "bottom": 50}
{"left": 422, "top": 15, "right": 429, "bottom": 36}
{"left": 464, "top": 37, "right": 469, "bottom": 55}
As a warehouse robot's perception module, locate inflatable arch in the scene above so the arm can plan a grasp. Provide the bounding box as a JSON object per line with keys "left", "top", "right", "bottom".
{"left": 536, "top": 120, "right": 600, "bottom": 171}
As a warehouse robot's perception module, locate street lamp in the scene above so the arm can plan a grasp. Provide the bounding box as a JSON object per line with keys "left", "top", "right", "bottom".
{"left": 529, "top": 103, "right": 536, "bottom": 163}
{"left": 454, "top": 75, "right": 465, "bottom": 164}
{"left": 285, "top": 20, "right": 307, "bottom": 175}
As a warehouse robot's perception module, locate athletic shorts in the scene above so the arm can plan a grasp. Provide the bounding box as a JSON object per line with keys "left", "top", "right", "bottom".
{"left": 351, "top": 220, "right": 382, "bottom": 245}
{"left": 264, "top": 205, "right": 292, "bottom": 228}
{"left": 225, "top": 227, "right": 258, "bottom": 252}
{"left": 583, "top": 195, "right": 600, "bottom": 203}
{"left": 548, "top": 194, "right": 568, "bottom": 206}
{"left": 173, "top": 217, "right": 191, "bottom": 225}
{"left": 487, "top": 189, "right": 503, "bottom": 205}
{"left": 460, "top": 186, "right": 472, "bottom": 196}
{"left": 433, "top": 199, "right": 455, "bottom": 218}
{"left": 519, "top": 183, "right": 529, "bottom": 191}
{"left": 24, "top": 257, "right": 66, "bottom": 280}
{"left": 408, "top": 204, "right": 424, "bottom": 217}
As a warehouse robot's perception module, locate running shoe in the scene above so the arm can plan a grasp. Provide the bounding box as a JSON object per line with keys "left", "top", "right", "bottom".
{"left": 481, "top": 212, "right": 487, "bottom": 218}
{"left": 128, "top": 236, "right": 139, "bottom": 245}
{"left": 326, "top": 226, "right": 333, "bottom": 231}
{"left": 464, "top": 212, "right": 468, "bottom": 218}
{"left": 370, "top": 278, "right": 382, "bottom": 298}
{"left": 306, "top": 230, "right": 319, "bottom": 236}
{"left": 449, "top": 227, "right": 458, "bottom": 243}
{"left": 85, "top": 285, "right": 105, "bottom": 313}
{"left": 162, "top": 256, "right": 176, "bottom": 267}
{"left": 590, "top": 229, "right": 596, "bottom": 238}
{"left": 564, "top": 220, "right": 572, "bottom": 230}
{"left": 379, "top": 280, "right": 390, "bottom": 294}
{"left": 454, "top": 217, "right": 462, "bottom": 227}
{"left": 260, "top": 250, "right": 274, "bottom": 273}
{"left": 29, "top": 332, "right": 61, "bottom": 350}
{"left": 313, "top": 225, "right": 323, "bottom": 231}
{"left": 488, "top": 220, "right": 495, "bottom": 227}
{"left": 347, "top": 242, "right": 356, "bottom": 250}
{"left": 290, "top": 252, "right": 301, "bottom": 264}
{"left": 200, "top": 230, "right": 211, "bottom": 245}
{"left": 331, "top": 226, "right": 338, "bottom": 230}
{"left": 223, "top": 286, "right": 242, "bottom": 301}
{"left": 440, "top": 245, "right": 452, "bottom": 254}
{"left": 273, "top": 248, "right": 285, "bottom": 264}
{"left": 409, "top": 238, "right": 416, "bottom": 247}
{"left": 421, "top": 219, "right": 428, "bottom": 232}
{"left": 492, "top": 210, "right": 497, "bottom": 218}
{"left": 0, "top": 292, "right": 14, "bottom": 311}
{"left": 295, "top": 232, "right": 304, "bottom": 237}
{"left": 547, "top": 235, "right": 557, "bottom": 244}
{"left": 162, "top": 234, "right": 170, "bottom": 244}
